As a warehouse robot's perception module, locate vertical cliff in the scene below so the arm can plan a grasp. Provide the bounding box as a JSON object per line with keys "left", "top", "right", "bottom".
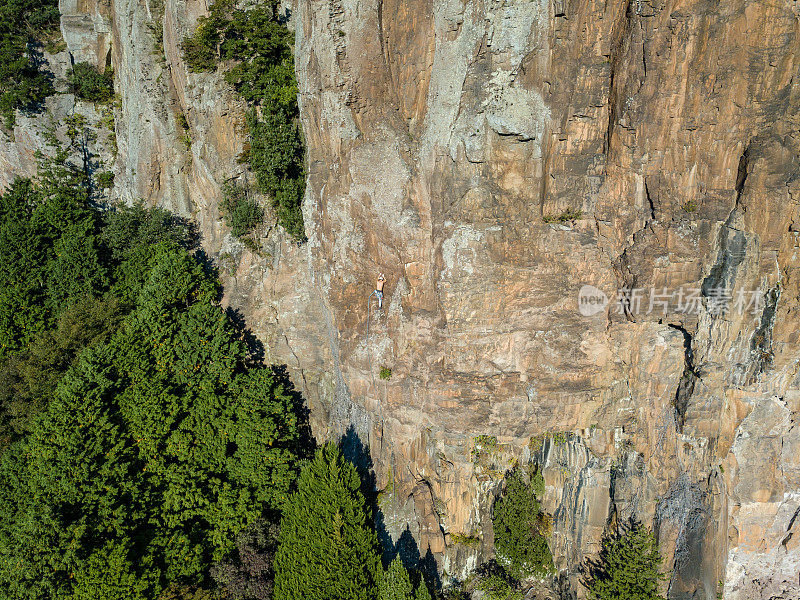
{"left": 1, "top": 0, "right": 799, "bottom": 598}
{"left": 292, "top": 1, "right": 800, "bottom": 598}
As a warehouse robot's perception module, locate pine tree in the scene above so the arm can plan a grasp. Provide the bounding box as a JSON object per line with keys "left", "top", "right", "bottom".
{"left": 0, "top": 239, "right": 303, "bottom": 597}
{"left": 493, "top": 468, "right": 553, "bottom": 579}
{"left": 273, "top": 444, "right": 382, "bottom": 600}
{"left": 585, "top": 522, "right": 666, "bottom": 600}
{"left": 380, "top": 556, "right": 413, "bottom": 600}
{"left": 414, "top": 578, "right": 433, "bottom": 600}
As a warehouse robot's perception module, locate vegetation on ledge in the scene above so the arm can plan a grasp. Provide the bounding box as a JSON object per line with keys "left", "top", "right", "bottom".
{"left": 0, "top": 0, "right": 60, "bottom": 126}
{"left": 220, "top": 181, "right": 264, "bottom": 247}
{"left": 542, "top": 208, "right": 583, "bottom": 224}
{"left": 182, "top": 0, "right": 306, "bottom": 241}
{"left": 67, "top": 62, "right": 115, "bottom": 103}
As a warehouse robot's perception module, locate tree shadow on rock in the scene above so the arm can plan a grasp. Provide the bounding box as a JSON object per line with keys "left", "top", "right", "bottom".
{"left": 271, "top": 364, "right": 315, "bottom": 460}
{"left": 418, "top": 547, "right": 442, "bottom": 597}
{"left": 339, "top": 426, "right": 393, "bottom": 565}
{"left": 339, "top": 425, "right": 443, "bottom": 596}
{"left": 340, "top": 425, "right": 376, "bottom": 496}
{"left": 225, "top": 306, "right": 266, "bottom": 365}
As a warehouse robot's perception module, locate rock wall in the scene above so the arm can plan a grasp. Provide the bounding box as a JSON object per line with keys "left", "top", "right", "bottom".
{"left": 293, "top": 0, "right": 800, "bottom": 598}
{"left": 1, "top": 0, "right": 799, "bottom": 598}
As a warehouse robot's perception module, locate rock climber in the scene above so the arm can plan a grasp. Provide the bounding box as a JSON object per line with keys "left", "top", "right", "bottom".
{"left": 375, "top": 273, "right": 386, "bottom": 309}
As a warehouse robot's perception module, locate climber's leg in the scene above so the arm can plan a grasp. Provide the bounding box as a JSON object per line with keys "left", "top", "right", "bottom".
{"left": 375, "top": 290, "right": 383, "bottom": 309}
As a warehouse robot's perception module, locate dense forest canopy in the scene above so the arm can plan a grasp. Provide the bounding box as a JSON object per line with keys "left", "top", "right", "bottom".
{"left": 0, "top": 148, "right": 305, "bottom": 598}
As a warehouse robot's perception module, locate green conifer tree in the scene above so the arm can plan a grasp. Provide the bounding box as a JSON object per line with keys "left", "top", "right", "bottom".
{"left": 273, "top": 444, "right": 382, "bottom": 600}
{"left": 585, "top": 522, "right": 666, "bottom": 600}
{"left": 414, "top": 578, "right": 433, "bottom": 600}
{"left": 492, "top": 468, "right": 553, "bottom": 579}
{"left": 380, "top": 556, "right": 414, "bottom": 600}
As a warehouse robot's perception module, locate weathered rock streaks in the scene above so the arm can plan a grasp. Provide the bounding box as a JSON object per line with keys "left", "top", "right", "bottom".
{"left": 295, "top": 1, "right": 800, "bottom": 597}
{"left": 2, "top": 0, "right": 799, "bottom": 598}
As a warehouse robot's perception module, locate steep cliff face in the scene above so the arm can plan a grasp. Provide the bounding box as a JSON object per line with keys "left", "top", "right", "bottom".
{"left": 3, "top": 0, "right": 800, "bottom": 598}
{"left": 293, "top": 1, "right": 800, "bottom": 597}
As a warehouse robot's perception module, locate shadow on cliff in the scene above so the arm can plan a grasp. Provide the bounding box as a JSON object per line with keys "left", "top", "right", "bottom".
{"left": 224, "top": 305, "right": 267, "bottom": 365}
{"left": 271, "top": 363, "right": 315, "bottom": 460}
{"left": 340, "top": 425, "right": 441, "bottom": 595}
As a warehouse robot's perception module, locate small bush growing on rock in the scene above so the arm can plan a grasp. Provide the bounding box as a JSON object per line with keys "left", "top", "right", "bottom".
{"left": 176, "top": 112, "right": 192, "bottom": 149}
{"left": 67, "top": 62, "right": 114, "bottom": 102}
{"left": 221, "top": 182, "right": 263, "bottom": 240}
{"left": 450, "top": 533, "right": 480, "bottom": 546}
{"left": 543, "top": 208, "right": 582, "bottom": 224}
{"left": 95, "top": 170, "right": 114, "bottom": 189}
{"left": 492, "top": 467, "right": 554, "bottom": 579}
{"left": 471, "top": 434, "right": 498, "bottom": 465}
{"left": 379, "top": 366, "right": 392, "bottom": 380}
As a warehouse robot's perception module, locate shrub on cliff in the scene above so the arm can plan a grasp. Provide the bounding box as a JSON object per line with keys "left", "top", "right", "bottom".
{"left": 584, "top": 522, "right": 666, "bottom": 600}
{"left": 221, "top": 181, "right": 263, "bottom": 240}
{"left": 182, "top": 0, "right": 306, "bottom": 242}
{"left": 492, "top": 467, "right": 554, "bottom": 579}
{"left": 273, "top": 444, "right": 382, "bottom": 600}
{"left": 181, "top": 0, "right": 232, "bottom": 73}
{"left": 0, "top": 0, "right": 59, "bottom": 126}
{"left": 67, "top": 62, "right": 114, "bottom": 102}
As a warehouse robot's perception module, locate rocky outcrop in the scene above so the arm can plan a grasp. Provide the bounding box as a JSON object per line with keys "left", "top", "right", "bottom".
{"left": 292, "top": 1, "right": 800, "bottom": 598}
{"left": 1, "top": 0, "right": 798, "bottom": 598}
{"left": 59, "top": 0, "right": 113, "bottom": 67}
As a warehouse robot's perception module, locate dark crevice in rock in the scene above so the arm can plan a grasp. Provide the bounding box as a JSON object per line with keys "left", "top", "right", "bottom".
{"left": 749, "top": 284, "right": 781, "bottom": 383}
{"left": 605, "top": 0, "right": 633, "bottom": 161}
{"left": 669, "top": 324, "right": 698, "bottom": 375}
{"left": 641, "top": 33, "right": 647, "bottom": 78}
{"left": 668, "top": 324, "right": 698, "bottom": 431}
{"left": 734, "top": 142, "right": 751, "bottom": 208}
{"left": 645, "top": 178, "right": 655, "bottom": 220}
{"left": 781, "top": 505, "right": 800, "bottom": 548}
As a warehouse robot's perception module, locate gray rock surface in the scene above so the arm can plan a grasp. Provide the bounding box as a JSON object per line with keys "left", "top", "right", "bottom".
{"left": 0, "top": 1, "right": 798, "bottom": 599}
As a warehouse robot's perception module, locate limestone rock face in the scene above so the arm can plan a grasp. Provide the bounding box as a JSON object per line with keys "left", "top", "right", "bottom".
{"left": 292, "top": 1, "right": 800, "bottom": 598}
{"left": 59, "top": 0, "right": 113, "bottom": 67}
{"left": 0, "top": 0, "right": 799, "bottom": 598}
